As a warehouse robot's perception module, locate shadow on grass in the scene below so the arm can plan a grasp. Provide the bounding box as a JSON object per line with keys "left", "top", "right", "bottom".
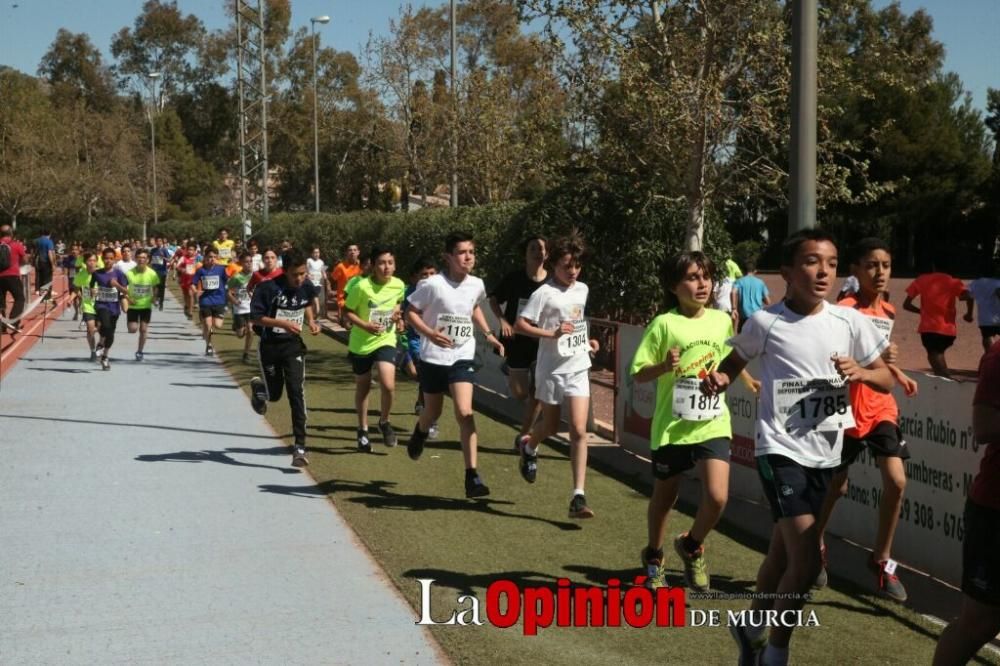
{"left": 169, "top": 382, "right": 239, "bottom": 389}
{"left": 400, "top": 567, "right": 560, "bottom": 596}
{"left": 135, "top": 447, "right": 302, "bottom": 474}
{"left": 259, "top": 477, "right": 584, "bottom": 532}
{"left": 561, "top": 563, "right": 755, "bottom": 597}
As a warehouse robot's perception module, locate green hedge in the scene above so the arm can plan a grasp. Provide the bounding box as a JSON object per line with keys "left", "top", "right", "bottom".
{"left": 144, "top": 194, "right": 731, "bottom": 320}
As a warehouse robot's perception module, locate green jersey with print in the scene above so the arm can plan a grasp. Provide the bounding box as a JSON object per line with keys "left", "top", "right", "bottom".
{"left": 227, "top": 272, "right": 252, "bottom": 313}
{"left": 629, "top": 308, "right": 733, "bottom": 448}
{"left": 126, "top": 268, "right": 160, "bottom": 309}
{"left": 346, "top": 276, "right": 406, "bottom": 355}
{"left": 73, "top": 270, "right": 96, "bottom": 315}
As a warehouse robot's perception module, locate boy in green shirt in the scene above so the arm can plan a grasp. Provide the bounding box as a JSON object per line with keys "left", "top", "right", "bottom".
{"left": 125, "top": 248, "right": 161, "bottom": 361}
{"left": 228, "top": 251, "right": 255, "bottom": 363}
{"left": 345, "top": 245, "right": 406, "bottom": 451}
{"left": 630, "top": 252, "right": 755, "bottom": 592}
{"left": 73, "top": 252, "right": 100, "bottom": 360}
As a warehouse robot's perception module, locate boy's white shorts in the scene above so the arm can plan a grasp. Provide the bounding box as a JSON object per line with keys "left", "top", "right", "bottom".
{"left": 535, "top": 368, "right": 590, "bottom": 405}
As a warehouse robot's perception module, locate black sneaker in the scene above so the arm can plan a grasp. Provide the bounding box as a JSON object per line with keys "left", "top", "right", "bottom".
{"left": 568, "top": 493, "right": 594, "bottom": 519}
{"left": 291, "top": 446, "right": 309, "bottom": 467}
{"left": 100, "top": 356, "right": 110, "bottom": 371}
{"left": 94, "top": 343, "right": 104, "bottom": 359}
{"left": 205, "top": 344, "right": 214, "bottom": 356}
{"left": 465, "top": 474, "right": 491, "bottom": 498}
{"left": 519, "top": 442, "right": 538, "bottom": 484}
{"left": 135, "top": 351, "right": 144, "bottom": 362}
{"left": 89, "top": 350, "right": 97, "bottom": 362}
{"left": 379, "top": 420, "right": 397, "bottom": 447}
{"left": 407, "top": 425, "right": 427, "bottom": 460}
{"left": 241, "top": 352, "right": 250, "bottom": 364}
{"left": 250, "top": 377, "right": 268, "bottom": 415}
{"left": 357, "top": 428, "right": 372, "bottom": 453}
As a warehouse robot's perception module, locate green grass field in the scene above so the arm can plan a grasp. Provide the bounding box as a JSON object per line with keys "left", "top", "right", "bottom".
{"left": 176, "top": 290, "right": 999, "bottom": 666}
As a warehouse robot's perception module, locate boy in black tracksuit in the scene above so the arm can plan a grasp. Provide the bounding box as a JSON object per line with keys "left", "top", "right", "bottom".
{"left": 249, "top": 249, "right": 320, "bottom": 468}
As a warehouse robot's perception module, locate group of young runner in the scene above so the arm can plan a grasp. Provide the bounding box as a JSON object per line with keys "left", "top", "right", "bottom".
{"left": 625, "top": 230, "right": 926, "bottom": 665}
{"left": 53, "top": 224, "right": 1000, "bottom": 664}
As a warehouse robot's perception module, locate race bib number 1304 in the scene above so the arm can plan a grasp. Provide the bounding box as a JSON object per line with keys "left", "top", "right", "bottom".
{"left": 557, "top": 321, "right": 589, "bottom": 358}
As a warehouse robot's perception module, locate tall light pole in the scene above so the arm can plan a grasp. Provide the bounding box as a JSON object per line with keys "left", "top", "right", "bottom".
{"left": 789, "top": 0, "right": 817, "bottom": 233}
{"left": 311, "top": 15, "right": 330, "bottom": 213}
{"left": 450, "top": 0, "right": 458, "bottom": 208}
{"left": 147, "top": 71, "right": 161, "bottom": 243}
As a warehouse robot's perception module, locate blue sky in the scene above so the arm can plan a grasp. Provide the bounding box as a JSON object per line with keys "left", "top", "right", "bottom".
{"left": 0, "top": 0, "right": 997, "bottom": 110}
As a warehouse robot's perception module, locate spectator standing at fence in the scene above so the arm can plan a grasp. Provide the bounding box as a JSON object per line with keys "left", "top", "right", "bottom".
{"left": 33, "top": 230, "right": 56, "bottom": 296}
{"left": 0, "top": 225, "right": 28, "bottom": 334}
{"left": 964, "top": 263, "right": 1000, "bottom": 354}
{"left": 933, "top": 338, "right": 1000, "bottom": 665}
{"left": 731, "top": 256, "right": 771, "bottom": 332}
{"left": 903, "top": 264, "right": 973, "bottom": 379}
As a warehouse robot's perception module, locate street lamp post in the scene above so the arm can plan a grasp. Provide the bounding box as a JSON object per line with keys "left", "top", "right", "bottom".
{"left": 450, "top": 0, "right": 458, "bottom": 208}
{"left": 310, "top": 15, "right": 330, "bottom": 214}
{"left": 147, "top": 71, "right": 161, "bottom": 244}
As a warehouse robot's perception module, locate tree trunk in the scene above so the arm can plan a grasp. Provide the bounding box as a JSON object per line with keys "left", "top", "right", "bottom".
{"left": 684, "top": 117, "right": 708, "bottom": 251}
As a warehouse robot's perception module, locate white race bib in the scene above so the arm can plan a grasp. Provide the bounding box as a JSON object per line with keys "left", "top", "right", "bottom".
{"left": 557, "top": 321, "right": 589, "bottom": 358}
{"left": 369, "top": 308, "right": 395, "bottom": 330}
{"left": 218, "top": 247, "right": 232, "bottom": 259}
{"left": 871, "top": 316, "right": 893, "bottom": 341}
{"left": 185, "top": 264, "right": 196, "bottom": 275}
{"left": 202, "top": 275, "right": 221, "bottom": 290}
{"left": 309, "top": 271, "right": 323, "bottom": 285}
{"left": 516, "top": 297, "right": 529, "bottom": 317}
{"left": 672, "top": 377, "right": 723, "bottom": 421}
{"left": 774, "top": 377, "right": 855, "bottom": 432}
{"left": 237, "top": 287, "right": 250, "bottom": 306}
{"left": 151, "top": 255, "right": 165, "bottom": 266}
{"left": 273, "top": 307, "right": 304, "bottom": 334}
{"left": 96, "top": 286, "right": 118, "bottom": 303}
{"left": 131, "top": 285, "right": 152, "bottom": 298}
{"left": 438, "top": 313, "right": 473, "bottom": 346}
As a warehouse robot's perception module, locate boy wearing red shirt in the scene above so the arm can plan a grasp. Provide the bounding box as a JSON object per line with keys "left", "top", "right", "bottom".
{"left": 903, "top": 264, "right": 973, "bottom": 378}
{"left": 933, "top": 339, "right": 1000, "bottom": 665}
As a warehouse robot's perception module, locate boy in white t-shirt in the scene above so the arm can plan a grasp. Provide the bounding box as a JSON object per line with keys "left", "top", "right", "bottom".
{"left": 515, "top": 233, "right": 600, "bottom": 519}
{"left": 405, "top": 231, "right": 504, "bottom": 498}
{"left": 702, "top": 229, "right": 893, "bottom": 666}
{"left": 306, "top": 247, "right": 327, "bottom": 315}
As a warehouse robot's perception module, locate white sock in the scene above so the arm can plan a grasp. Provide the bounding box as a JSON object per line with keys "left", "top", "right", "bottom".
{"left": 762, "top": 644, "right": 789, "bottom": 666}
{"left": 523, "top": 443, "right": 537, "bottom": 456}
{"left": 572, "top": 488, "right": 585, "bottom": 497}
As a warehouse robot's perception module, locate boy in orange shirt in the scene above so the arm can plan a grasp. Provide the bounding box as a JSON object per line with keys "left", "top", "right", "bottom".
{"left": 330, "top": 242, "right": 362, "bottom": 327}
{"left": 903, "top": 262, "right": 973, "bottom": 378}
{"left": 814, "top": 238, "right": 919, "bottom": 602}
